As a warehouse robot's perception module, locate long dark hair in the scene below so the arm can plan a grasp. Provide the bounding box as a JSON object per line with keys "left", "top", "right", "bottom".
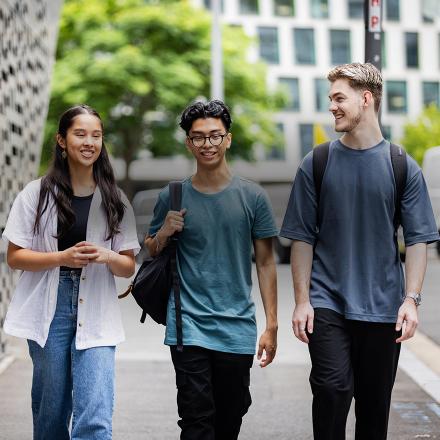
{"left": 34, "top": 105, "right": 125, "bottom": 241}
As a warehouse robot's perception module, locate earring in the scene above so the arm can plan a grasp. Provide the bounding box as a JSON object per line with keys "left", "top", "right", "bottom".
{"left": 61, "top": 150, "right": 67, "bottom": 159}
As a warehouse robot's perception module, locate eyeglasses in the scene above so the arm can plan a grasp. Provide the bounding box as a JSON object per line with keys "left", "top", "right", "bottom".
{"left": 188, "top": 133, "right": 228, "bottom": 148}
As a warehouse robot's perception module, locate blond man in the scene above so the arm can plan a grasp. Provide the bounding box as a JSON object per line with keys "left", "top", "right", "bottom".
{"left": 281, "top": 63, "right": 439, "bottom": 439}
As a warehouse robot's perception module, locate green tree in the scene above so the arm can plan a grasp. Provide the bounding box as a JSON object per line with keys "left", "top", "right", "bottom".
{"left": 43, "top": 0, "right": 285, "bottom": 195}
{"left": 400, "top": 105, "right": 440, "bottom": 165}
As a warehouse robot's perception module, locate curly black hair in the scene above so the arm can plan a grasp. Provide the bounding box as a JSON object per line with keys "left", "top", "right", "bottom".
{"left": 179, "top": 100, "right": 232, "bottom": 134}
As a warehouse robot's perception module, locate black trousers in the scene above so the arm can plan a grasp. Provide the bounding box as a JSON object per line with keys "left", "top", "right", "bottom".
{"left": 170, "top": 345, "right": 254, "bottom": 440}
{"left": 308, "top": 308, "right": 401, "bottom": 440}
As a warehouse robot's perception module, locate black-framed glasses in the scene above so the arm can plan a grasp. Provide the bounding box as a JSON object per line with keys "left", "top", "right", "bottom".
{"left": 188, "top": 133, "right": 228, "bottom": 148}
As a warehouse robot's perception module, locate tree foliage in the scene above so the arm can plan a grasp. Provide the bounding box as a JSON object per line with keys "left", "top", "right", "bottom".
{"left": 42, "top": 0, "right": 285, "bottom": 192}
{"left": 400, "top": 105, "right": 440, "bottom": 165}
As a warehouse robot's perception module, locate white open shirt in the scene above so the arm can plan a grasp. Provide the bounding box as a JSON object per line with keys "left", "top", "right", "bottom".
{"left": 2, "top": 178, "right": 140, "bottom": 349}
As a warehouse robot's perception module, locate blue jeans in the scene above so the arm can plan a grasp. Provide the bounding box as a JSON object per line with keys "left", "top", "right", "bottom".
{"left": 28, "top": 269, "right": 115, "bottom": 440}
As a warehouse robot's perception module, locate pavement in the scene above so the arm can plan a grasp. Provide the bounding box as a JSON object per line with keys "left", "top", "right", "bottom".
{"left": 1, "top": 253, "right": 440, "bottom": 439}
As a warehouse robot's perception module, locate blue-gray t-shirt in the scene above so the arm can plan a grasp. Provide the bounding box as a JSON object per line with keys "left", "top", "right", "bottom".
{"left": 280, "top": 139, "right": 439, "bottom": 323}
{"left": 149, "top": 175, "right": 278, "bottom": 354}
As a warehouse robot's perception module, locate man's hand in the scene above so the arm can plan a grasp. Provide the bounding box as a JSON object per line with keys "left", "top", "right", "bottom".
{"left": 161, "top": 209, "right": 187, "bottom": 238}
{"left": 396, "top": 298, "right": 418, "bottom": 343}
{"left": 257, "top": 328, "right": 277, "bottom": 368}
{"left": 292, "top": 301, "right": 314, "bottom": 343}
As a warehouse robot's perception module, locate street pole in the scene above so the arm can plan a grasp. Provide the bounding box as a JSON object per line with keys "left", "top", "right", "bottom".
{"left": 364, "top": 0, "right": 382, "bottom": 71}
{"left": 210, "top": 0, "right": 224, "bottom": 101}
{"left": 364, "top": 0, "right": 383, "bottom": 126}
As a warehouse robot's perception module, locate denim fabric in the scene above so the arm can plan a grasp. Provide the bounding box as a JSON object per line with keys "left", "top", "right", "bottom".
{"left": 28, "top": 270, "right": 115, "bottom": 440}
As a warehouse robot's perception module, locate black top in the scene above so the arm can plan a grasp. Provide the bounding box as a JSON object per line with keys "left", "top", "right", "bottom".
{"left": 58, "top": 193, "right": 94, "bottom": 270}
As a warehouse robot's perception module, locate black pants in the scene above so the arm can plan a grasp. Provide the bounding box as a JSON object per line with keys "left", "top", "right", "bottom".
{"left": 308, "top": 308, "right": 401, "bottom": 440}
{"left": 170, "top": 345, "right": 254, "bottom": 440}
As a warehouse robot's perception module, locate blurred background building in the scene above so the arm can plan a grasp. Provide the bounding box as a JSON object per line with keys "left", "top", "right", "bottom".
{"left": 196, "top": 0, "right": 440, "bottom": 164}
{"left": 0, "top": 0, "right": 62, "bottom": 359}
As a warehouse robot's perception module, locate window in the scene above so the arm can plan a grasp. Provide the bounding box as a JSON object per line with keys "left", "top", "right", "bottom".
{"left": 422, "top": 0, "right": 436, "bottom": 23}
{"left": 266, "top": 123, "right": 286, "bottom": 160}
{"left": 203, "top": 0, "right": 224, "bottom": 12}
{"left": 330, "top": 30, "right": 351, "bottom": 64}
{"left": 274, "top": 0, "right": 294, "bottom": 16}
{"left": 300, "top": 124, "right": 314, "bottom": 157}
{"left": 279, "top": 77, "right": 300, "bottom": 110}
{"left": 348, "top": 0, "right": 363, "bottom": 18}
{"left": 405, "top": 32, "right": 419, "bottom": 68}
{"left": 258, "top": 27, "right": 279, "bottom": 64}
{"left": 386, "top": 81, "right": 407, "bottom": 113}
{"left": 239, "top": 0, "right": 259, "bottom": 14}
{"left": 382, "top": 125, "right": 392, "bottom": 141}
{"left": 385, "top": 0, "right": 399, "bottom": 21}
{"left": 310, "top": 0, "right": 328, "bottom": 18}
{"left": 294, "top": 28, "right": 315, "bottom": 65}
{"left": 423, "top": 82, "right": 440, "bottom": 107}
{"left": 315, "top": 78, "right": 329, "bottom": 112}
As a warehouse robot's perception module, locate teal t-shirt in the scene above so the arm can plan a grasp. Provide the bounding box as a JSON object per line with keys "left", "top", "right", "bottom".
{"left": 149, "top": 175, "right": 278, "bottom": 354}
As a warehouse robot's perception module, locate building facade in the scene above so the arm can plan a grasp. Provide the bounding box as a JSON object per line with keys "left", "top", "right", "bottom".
{"left": 0, "top": 0, "right": 62, "bottom": 359}
{"left": 196, "top": 0, "right": 440, "bottom": 166}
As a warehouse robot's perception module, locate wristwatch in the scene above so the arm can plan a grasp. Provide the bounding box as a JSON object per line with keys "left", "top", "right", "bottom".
{"left": 404, "top": 292, "right": 422, "bottom": 307}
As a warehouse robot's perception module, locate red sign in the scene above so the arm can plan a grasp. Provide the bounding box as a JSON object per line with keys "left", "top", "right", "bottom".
{"left": 369, "top": 0, "right": 382, "bottom": 32}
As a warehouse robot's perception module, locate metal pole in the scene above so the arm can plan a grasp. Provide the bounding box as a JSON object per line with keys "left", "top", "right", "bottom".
{"left": 364, "top": 0, "right": 382, "bottom": 71}
{"left": 210, "top": 0, "right": 224, "bottom": 101}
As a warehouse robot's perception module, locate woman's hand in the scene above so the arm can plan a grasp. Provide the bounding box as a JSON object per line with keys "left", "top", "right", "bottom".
{"left": 59, "top": 241, "right": 100, "bottom": 268}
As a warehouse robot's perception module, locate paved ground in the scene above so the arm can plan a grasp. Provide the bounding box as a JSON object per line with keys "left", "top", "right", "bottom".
{"left": 1, "top": 254, "right": 440, "bottom": 439}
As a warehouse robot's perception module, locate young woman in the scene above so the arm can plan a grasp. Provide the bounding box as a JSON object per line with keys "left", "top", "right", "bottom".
{"left": 2, "top": 105, "right": 140, "bottom": 439}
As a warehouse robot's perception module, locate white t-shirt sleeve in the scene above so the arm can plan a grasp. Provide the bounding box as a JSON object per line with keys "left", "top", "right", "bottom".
{"left": 2, "top": 180, "right": 40, "bottom": 249}
{"left": 111, "top": 191, "right": 141, "bottom": 256}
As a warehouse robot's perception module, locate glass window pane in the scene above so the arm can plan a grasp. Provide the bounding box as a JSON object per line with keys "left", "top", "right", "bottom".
{"left": 330, "top": 30, "right": 351, "bottom": 64}
{"left": 386, "top": 81, "right": 407, "bottom": 113}
{"left": 315, "top": 78, "right": 329, "bottom": 112}
{"left": 348, "top": 0, "right": 363, "bottom": 18}
{"left": 274, "top": 0, "right": 294, "bottom": 16}
{"left": 258, "top": 27, "right": 279, "bottom": 64}
{"left": 279, "top": 77, "right": 300, "bottom": 110}
{"left": 266, "top": 123, "right": 286, "bottom": 160}
{"left": 422, "top": 0, "right": 436, "bottom": 23}
{"left": 294, "top": 28, "right": 315, "bottom": 65}
{"left": 300, "top": 124, "right": 314, "bottom": 157}
{"left": 310, "top": 0, "right": 328, "bottom": 18}
{"left": 405, "top": 32, "right": 419, "bottom": 68}
{"left": 385, "top": 0, "right": 400, "bottom": 21}
{"left": 423, "top": 82, "right": 440, "bottom": 107}
{"left": 382, "top": 125, "right": 392, "bottom": 141}
{"left": 203, "top": 0, "right": 225, "bottom": 12}
{"left": 240, "top": 0, "right": 259, "bottom": 14}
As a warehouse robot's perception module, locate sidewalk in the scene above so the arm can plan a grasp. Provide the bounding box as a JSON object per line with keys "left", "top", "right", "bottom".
{"left": 1, "top": 262, "right": 440, "bottom": 439}
{"left": 1, "top": 355, "right": 440, "bottom": 439}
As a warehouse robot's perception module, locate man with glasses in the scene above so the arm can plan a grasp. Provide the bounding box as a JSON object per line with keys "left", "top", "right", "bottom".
{"left": 145, "top": 100, "right": 278, "bottom": 440}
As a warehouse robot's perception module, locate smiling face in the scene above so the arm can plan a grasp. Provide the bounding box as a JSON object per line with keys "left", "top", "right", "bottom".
{"left": 328, "top": 78, "right": 368, "bottom": 133}
{"left": 57, "top": 114, "right": 103, "bottom": 171}
{"left": 185, "top": 117, "right": 231, "bottom": 169}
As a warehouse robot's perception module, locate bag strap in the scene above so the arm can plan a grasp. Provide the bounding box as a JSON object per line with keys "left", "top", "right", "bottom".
{"left": 169, "top": 181, "right": 183, "bottom": 351}
{"left": 312, "top": 142, "right": 330, "bottom": 227}
{"left": 390, "top": 143, "right": 407, "bottom": 230}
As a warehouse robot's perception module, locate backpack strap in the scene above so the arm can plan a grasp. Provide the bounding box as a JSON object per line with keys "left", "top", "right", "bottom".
{"left": 169, "top": 181, "right": 183, "bottom": 351}
{"left": 312, "top": 142, "right": 331, "bottom": 227}
{"left": 390, "top": 143, "right": 407, "bottom": 230}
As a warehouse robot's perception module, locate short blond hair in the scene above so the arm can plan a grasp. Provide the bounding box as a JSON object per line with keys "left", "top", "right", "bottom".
{"left": 327, "top": 63, "right": 382, "bottom": 112}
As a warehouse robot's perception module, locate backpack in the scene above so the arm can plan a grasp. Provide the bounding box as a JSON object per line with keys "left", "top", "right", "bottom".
{"left": 119, "top": 181, "right": 183, "bottom": 350}
{"left": 312, "top": 141, "right": 407, "bottom": 232}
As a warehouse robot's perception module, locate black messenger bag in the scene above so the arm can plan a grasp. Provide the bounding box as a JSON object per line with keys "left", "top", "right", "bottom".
{"left": 119, "top": 181, "right": 183, "bottom": 349}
